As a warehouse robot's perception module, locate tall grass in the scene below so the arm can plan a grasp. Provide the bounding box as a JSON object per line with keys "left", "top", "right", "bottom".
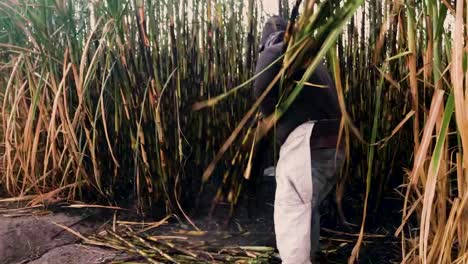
{"left": 0, "top": 0, "right": 260, "bottom": 214}
{"left": 335, "top": 0, "right": 467, "bottom": 262}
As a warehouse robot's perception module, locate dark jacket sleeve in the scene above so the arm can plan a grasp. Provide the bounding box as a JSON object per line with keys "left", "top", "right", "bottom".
{"left": 253, "top": 44, "right": 283, "bottom": 117}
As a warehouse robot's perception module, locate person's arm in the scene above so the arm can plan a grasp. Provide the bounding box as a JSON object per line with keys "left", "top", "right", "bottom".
{"left": 253, "top": 44, "right": 283, "bottom": 117}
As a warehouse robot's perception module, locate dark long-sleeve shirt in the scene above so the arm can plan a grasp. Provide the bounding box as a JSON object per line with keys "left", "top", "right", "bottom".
{"left": 253, "top": 42, "right": 342, "bottom": 146}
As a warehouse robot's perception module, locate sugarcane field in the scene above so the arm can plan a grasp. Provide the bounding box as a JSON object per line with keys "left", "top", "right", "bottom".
{"left": 0, "top": 0, "right": 467, "bottom": 263}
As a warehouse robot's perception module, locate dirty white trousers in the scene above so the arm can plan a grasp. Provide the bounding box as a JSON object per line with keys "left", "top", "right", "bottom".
{"left": 274, "top": 122, "right": 344, "bottom": 264}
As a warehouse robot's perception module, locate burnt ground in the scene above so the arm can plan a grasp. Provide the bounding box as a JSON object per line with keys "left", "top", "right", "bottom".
{"left": 0, "top": 173, "right": 402, "bottom": 264}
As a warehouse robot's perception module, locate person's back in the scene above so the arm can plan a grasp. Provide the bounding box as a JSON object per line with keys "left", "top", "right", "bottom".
{"left": 253, "top": 17, "right": 341, "bottom": 145}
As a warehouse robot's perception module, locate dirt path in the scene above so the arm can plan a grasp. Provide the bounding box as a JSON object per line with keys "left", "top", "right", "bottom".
{"left": 0, "top": 176, "right": 277, "bottom": 264}
{"left": 0, "top": 211, "right": 128, "bottom": 264}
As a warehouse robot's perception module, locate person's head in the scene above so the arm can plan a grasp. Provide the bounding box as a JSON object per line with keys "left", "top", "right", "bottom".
{"left": 260, "top": 16, "right": 287, "bottom": 51}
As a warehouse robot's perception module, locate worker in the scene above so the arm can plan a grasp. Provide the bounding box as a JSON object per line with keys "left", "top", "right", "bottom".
{"left": 253, "top": 15, "right": 345, "bottom": 263}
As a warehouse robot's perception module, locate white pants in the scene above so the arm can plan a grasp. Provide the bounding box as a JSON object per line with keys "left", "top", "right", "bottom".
{"left": 274, "top": 122, "right": 343, "bottom": 264}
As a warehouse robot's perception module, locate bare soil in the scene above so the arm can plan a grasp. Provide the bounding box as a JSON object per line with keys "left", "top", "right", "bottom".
{"left": 0, "top": 175, "right": 401, "bottom": 263}
{"left": 0, "top": 209, "right": 130, "bottom": 264}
